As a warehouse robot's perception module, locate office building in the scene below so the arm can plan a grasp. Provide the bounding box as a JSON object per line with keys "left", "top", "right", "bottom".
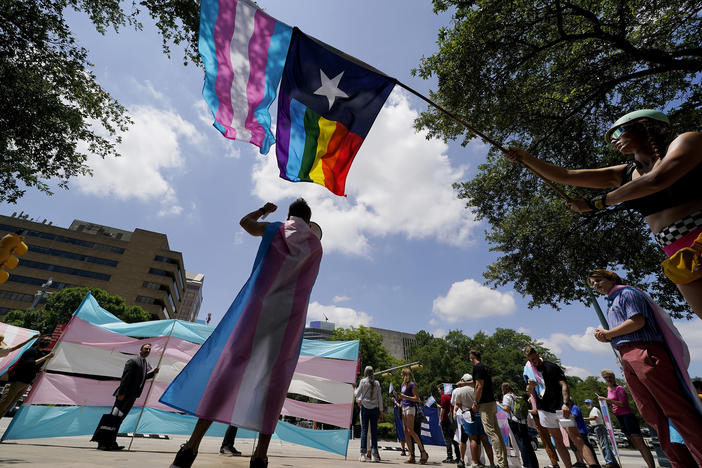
{"left": 178, "top": 271, "right": 204, "bottom": 322}
{"left": 0, "top": 213, "right": 187, "bottom": 320}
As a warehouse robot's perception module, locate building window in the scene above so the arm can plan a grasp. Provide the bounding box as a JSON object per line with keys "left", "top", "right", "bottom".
{"left": 142, "top": 281, "right": 164, "bottom": 291}
{"left": 148, "top": 267, "right": 172, "bottom": 277}
{"left": 0, "top": 291, "right": 34, "bottom": 302}
{"left": 7, "top": 275, "right": 74, "bottom": 289}
{"left": 28, "top": 245, "right": 118, "bottom": 267}
{"left": 0, "top": 224, "right": 125, "bottom": 254}
{"left": 20, "top": 259, "right": 111, "bottom": 281}
{"left": 136, "top": 296, "right": 164, "bottom": 307}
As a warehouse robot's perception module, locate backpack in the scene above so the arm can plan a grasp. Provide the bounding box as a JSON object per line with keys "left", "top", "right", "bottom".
{"left": 512, "top": 394, "right": 528, "bottom": 421}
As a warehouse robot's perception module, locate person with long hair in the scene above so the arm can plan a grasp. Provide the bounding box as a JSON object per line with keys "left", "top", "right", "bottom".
{"left": 498, "top": 382, "right": 539, "bottom": 468}
{"left": 506, "top": 110, "right": 702, "bottom": 319}
{"left": 598, "top": 369, "right": 655, "bottom": 468}
{"left": 393, "top": 367, "right": 428, "bottom": 464}
{"left": 355, "top": 366, "right": 383, "bottom": 463}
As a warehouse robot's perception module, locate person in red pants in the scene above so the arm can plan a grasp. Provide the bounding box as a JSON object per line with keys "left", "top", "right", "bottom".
{"left": 589, "top": 269, "right": 702, "bottom": 467}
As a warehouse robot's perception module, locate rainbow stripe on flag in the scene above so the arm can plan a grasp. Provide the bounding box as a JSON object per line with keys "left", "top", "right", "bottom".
{"left": 199, "top": 0, "right": 291, "bottom": 154}
{"left": 276, "top": 29, "right": 395, "bottom": 196}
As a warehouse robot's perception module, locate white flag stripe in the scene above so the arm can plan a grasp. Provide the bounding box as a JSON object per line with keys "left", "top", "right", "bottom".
{"left": 228, "top": 0, "right": 255, "bottom": 141}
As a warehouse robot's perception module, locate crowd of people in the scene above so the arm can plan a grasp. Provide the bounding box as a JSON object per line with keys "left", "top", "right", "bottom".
{"left": 356, "top": 339, "right": 700, "bottom": 468}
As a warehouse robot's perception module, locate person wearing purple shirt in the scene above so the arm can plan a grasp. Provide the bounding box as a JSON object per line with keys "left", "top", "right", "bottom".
{"left": 590, "top": 269, "right": 702, "bottom": 467}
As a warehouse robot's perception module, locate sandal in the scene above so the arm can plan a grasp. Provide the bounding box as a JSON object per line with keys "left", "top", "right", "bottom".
{"left": 419, "top": 451, "right": 428, "bottom": 465}
{"left": 404, "top": 458, "right": 416, "bottom": 464}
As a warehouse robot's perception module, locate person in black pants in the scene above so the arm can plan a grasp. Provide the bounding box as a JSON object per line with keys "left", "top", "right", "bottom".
{"left": 220, "top": 425, "right": 242, "bottom": 456}
{"left": 498, "top": 382, "right": 539, "bottom": 468}
{"left": 437, "top": 384, "right": 459, "bottom": 463}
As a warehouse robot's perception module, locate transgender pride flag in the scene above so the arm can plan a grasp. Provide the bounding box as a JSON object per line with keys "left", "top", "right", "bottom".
{"left": 199, "top": 0, "right": 292, "bottom": 154}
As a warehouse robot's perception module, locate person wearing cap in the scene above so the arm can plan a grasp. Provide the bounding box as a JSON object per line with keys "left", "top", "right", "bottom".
{"left": 589, "top": 269, "right": 702, "bottom": 467}
{"left": 451, "top": 373, "right": 495, "bottom": 468}
{"left": 583, "top": 399, "right": 618, "bottom": 468}
{"left": 505, "top": 109, "right": 702, "bottom": 319}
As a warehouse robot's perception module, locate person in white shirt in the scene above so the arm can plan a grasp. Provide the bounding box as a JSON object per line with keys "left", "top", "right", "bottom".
{"left": 583, "top": 399, "right": 619, "bottom": 468}
{"left": 451, "top": 374, "right": 495, "bottom": 468}
{"left": 355, "top": 366, "right": 383, "bottom": 462}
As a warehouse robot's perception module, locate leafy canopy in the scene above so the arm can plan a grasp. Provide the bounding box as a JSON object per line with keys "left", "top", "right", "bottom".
{"left": 0, "top": 0, "right": 199, "bottom": 203}
{"left": 3, "top": 287, "right": 155, "bottom": 333}
{"left": 415, "top": 0, "right": 702, "bottom": 317}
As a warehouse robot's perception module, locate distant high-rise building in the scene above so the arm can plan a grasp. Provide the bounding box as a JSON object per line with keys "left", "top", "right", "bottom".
{"left": 304, "top": 320, "right": 335, "bottom": 340}
{"left": 0, "top": 213, "right": 187, "bottom": 319}
{"left": 179, "top": 271, "right": 204, "bottom": 322}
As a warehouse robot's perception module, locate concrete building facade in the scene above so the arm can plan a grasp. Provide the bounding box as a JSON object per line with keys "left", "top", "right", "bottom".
{"left": 370, "top": 327, "right": 417, "bottom": 361}
{"left": 178, "top": 272, "right": 204, "bottom": 322}
{"left": 0, "top": 213, "right": 188, "bottom": 320}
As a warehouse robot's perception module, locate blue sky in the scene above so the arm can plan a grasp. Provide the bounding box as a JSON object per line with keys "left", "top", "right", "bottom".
{"left": 5, "top": 0, "right": 701, "bottom": 380}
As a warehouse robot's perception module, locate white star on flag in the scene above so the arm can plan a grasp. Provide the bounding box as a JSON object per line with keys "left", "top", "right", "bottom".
{"left": 314, "top": 70, "right": 349, "bottom": 110}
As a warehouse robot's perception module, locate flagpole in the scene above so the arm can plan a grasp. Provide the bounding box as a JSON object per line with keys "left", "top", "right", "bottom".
{"left": 128, "top": 319, "right": 177, "bottom": 451}
{"left": 394, "top": 80, "right": 572, "bottom": 202}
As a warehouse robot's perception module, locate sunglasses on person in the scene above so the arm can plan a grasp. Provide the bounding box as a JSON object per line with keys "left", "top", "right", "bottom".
{"left": 610, "top": 125, "right": 629, "bottom": 141}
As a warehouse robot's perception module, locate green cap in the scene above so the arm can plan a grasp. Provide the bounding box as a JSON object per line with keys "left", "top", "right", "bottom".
{"left": 604, "top": 109, "right": 670, "bottom": 142}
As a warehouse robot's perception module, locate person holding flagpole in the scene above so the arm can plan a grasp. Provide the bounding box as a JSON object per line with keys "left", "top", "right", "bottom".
{"left": 162, "top": 199, "right": 322, "bottom": 468}
{"left": 589, "top": 269, "right": 702, "bottom": 467}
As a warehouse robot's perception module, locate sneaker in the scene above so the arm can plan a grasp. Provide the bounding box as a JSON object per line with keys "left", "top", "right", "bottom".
{"left": 220, "top": 445, "right": 242, "bottom": 456}
{"left": 443, "top": 457, "right": 454, "bottom": 463}
{"left": 371, "top": 452, "right": 380, "bottom": 463}
{"left": 456, "top": 461, "right": 465, "bottom": 468}
{"left": 360, "top": 453, "right": 367, "bottom": 462}
{"left": 170, "top": 445, "right": 197, "bottom": 468}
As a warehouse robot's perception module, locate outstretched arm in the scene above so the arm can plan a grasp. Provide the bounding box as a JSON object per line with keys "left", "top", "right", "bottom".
{"left": 240, "top": 202, "right": 277, "bottom": 236}
{"left": 506, "top": 148, "right": 627, "bottom": 189}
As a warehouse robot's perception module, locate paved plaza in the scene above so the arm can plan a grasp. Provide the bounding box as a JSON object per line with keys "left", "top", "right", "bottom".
{"left": 0, "top": 417, "right": 658, "bottom": 468}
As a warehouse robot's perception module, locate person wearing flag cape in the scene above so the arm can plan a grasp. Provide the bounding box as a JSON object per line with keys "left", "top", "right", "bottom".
{"left": 589, "top": 269, "right": 702, "bottom": 467}
{"left": 162, "top": 199, "right": 323, "bottom": 468}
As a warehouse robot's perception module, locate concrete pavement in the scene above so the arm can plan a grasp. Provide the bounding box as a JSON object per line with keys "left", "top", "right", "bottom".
{"left": 0, "top": 417, "right": 656, "bottom": 467}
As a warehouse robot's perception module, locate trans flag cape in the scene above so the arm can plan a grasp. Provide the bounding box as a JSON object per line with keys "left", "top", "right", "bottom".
{"left": 199, "top": 0, "right": 292, "bottom": 154}
{"left": 523, "top": 361, "right": 546, "bottom": 398}
{"left": 160, "top": 217, "right": 322, "bottom": 433}
{"left": 608, "top": 285, "right": 702, "bottom": 417}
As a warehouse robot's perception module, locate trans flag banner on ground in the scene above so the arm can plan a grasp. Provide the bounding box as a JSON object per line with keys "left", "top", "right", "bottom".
{"left": 276, "top": 28, "right": 396, "bottom": 196}
{"left": 1, "top": 292, "right": 359, "bottom": 456}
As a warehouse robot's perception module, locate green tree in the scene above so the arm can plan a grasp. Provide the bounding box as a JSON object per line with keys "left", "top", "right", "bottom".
{"left": 332, "top": 326, "right": 397, "bottom": 373}
{"left": 3, "top": 287, "right": 154, "bottom": 333}
{"left": 1, "top": 0, "right": 199, "bottom": 203}
{"left": 406, "top": 328, "right": 559, "bottom": 401}
{"left": 414, "top": 0, "right": 702, "bottom": 317}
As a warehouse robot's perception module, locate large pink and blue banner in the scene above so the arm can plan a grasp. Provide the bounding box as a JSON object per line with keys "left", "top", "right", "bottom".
{"left": 1, "top": 292, "right": 358, "bottom": 456}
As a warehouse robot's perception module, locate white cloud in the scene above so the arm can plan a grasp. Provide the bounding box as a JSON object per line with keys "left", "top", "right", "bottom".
{"left": 432, "top": 328, "right": 447, "bottom": 338}
{"left": 332, "top": 295, "right": 350, "bottom": 303}
{"left": 564, "top": 365, "right": 594, "bottom": 380}
{"left": 432, "top": 279, "right": 516, "bottom": 323}
{"left": 250, "top": 89, "right": 482, "bottom": 256}
{"left": 517, "top": 327, "right": 531, "bottom": 335}
{"left": 677, "top": 319, "right": 702, "bottom": 364}
{"left": 537, "top": 327, "right": 611, "bottom": 355}
{"left": 307, "top": 301, "right": 372, "bottom": 328}
{"left": 75, "top": 105, "right": 200, "bottom": 216}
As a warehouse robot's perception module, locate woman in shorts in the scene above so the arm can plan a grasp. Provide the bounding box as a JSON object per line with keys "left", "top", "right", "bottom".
{"left": 598, "top": 369, "right": 655, "bottom": 468}
{"left": 506, "top": 109, "right": 702, "bottom": 318}
{"left": 393, "top": 368, "right": 428, "bottom": 464}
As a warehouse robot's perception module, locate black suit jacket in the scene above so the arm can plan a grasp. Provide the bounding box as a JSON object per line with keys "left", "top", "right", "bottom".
{"left": 113, "top": 356, "right": 155, "bottom": 399}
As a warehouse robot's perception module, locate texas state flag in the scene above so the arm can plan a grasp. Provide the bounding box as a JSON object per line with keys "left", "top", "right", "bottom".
{"left": 275, "top": 28, "right": 396, "bottom": 196}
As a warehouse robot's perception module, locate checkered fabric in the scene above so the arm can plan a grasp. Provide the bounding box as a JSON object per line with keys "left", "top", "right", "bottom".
{"left": 655, "top": 211, "right": 702, "bottom": 247}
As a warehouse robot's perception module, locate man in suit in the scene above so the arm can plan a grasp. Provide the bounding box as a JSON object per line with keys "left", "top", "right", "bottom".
{"left": 94, "top": 343, "right": 158, "bottom": 450}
